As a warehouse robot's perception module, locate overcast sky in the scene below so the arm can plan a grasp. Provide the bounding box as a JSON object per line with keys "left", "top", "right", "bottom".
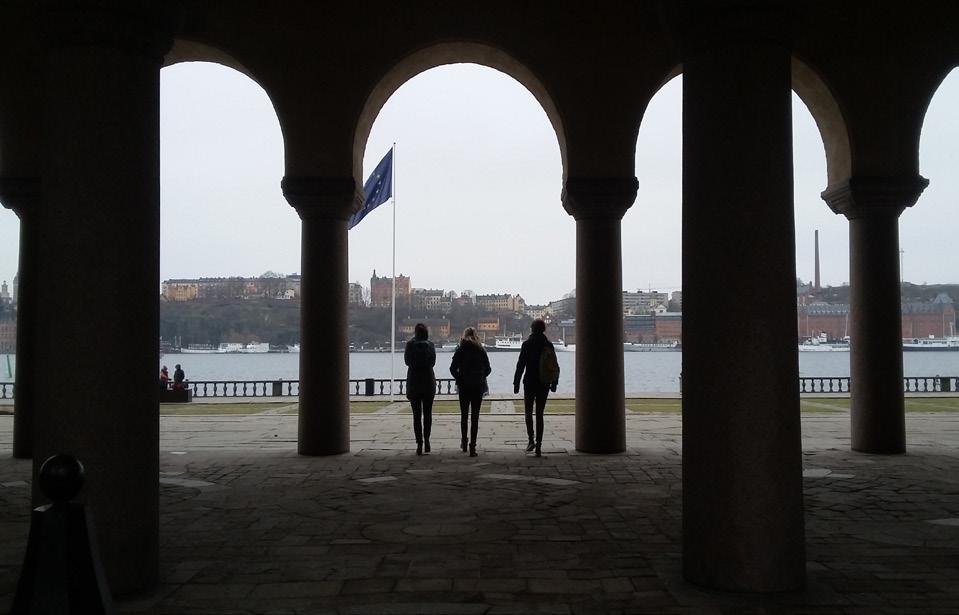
{"left": 1, "top": 63, "right": 957, "bottom": 305}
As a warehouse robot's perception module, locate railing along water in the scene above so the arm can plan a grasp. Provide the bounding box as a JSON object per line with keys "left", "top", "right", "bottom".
{"left": 186, "top": 378, "right": 458, "bottom": 398}
{"left": 1, "top": 377, "right": 956, "bottom": 401}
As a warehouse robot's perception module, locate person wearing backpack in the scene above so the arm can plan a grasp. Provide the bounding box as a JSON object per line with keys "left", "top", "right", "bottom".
{"left": 513, "top": 318, "right": 560, "bottom": 457}
{"left": 405, "top": 323, "right": 437, "bottom": 456}
{"left": 450, "top": 327, "right": 492, "bottom": 457}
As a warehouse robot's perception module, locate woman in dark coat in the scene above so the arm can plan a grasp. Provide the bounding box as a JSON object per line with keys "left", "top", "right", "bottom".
{"left": 450, "top": 327, "right": 492, "bottom": 456}
{"left": 404, "top": 323, "right": 436, "bottom": 455}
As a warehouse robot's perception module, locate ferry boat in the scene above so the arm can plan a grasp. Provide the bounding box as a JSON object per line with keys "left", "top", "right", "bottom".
{"left": 181, "top": 344, "right": 225, "bottom": 354}
{"left": 902, "top": 336, "right": 959, "bottom": 351}
{"left": 487, "top": 335, "right": 524, "bottom": 351}
{"left": 287, "top": 344, "right": 300, "bottom": 353}
{"left": 242, "top": 342, "right": 270, "bottom": 353}
{"left": 798, "top": 333, "right": 849, "bottom": 352}
{"left": 624, "top": 341, "right": 679, "bottom": 352}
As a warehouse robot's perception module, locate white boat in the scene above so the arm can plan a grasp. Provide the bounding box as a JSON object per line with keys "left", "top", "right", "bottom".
{"left": 487, "top": 335, "right": 524, "bottom": 351}
{"left": 181, "top": 344, "right": 226, "bottom": 354}
{"left": 218, "top": 342, "right": 245, "bottom": 353}
{"left": 902, "top": 336, "right": 959, "bottom": 351}
{"left": 242, "top": 342, "right": 270, "bottom": 353}
{"left": 624, "top": 341, "right": 679, "bottom": 352}
{"left": 287, "top": 344, "right": 300, "bottom": 353}
{"left": 798, "top": 333, "right": 849, "bottom": 352}
{"left": 553, "top": 339, "right": 575, "bottom": 352}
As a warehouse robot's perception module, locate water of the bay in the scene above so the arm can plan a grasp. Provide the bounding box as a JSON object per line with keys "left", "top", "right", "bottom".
{"left": 3, "top": 351, "right": 959, "bottom": 393}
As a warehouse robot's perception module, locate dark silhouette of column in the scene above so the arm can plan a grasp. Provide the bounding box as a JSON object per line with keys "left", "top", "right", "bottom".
{"left": 823, "top": 177, "right": 928, "bottom": 454}
{"left": 282, "top": 176, "right": 361, "bottom": 455}
{"left": 682, "top": 33, "right": 805, "bottom": 591}
{"left": 35, "top": 2, "right": 171, "bottom": 594}
{"left": 562, "top": 177, "right": 636, "bottom": 453}
{"left": 0, "top": 177, "right": 39, "bottom": 459}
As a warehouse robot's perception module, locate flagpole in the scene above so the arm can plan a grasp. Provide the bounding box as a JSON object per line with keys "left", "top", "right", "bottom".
{"left": 390, "top": 142, "right": 397, "bottom": 402}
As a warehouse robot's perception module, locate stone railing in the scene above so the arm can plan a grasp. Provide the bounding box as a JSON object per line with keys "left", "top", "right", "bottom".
{"left": 0, "top": 376, "right": 955, "bottom": 402}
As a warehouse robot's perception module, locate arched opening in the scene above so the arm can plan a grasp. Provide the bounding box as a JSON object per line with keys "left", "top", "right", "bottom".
{"left": 352, "top": 58, "right": 567, "bottom": 396}
{"left": 0, "top": 205, "right": 16, "bottom": 383}
{"left": 625, "top": 59, "right": 852, "bottom": 395}
{"left": 899, "top": 67, "right": 959, "bottom": 353}
{"left": 158, "top": 55, "right": 297, "bottom": 393}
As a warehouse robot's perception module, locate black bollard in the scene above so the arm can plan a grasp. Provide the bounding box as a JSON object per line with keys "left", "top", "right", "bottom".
{"left": 11, "top": 454, "right": 115, "bottom": 615}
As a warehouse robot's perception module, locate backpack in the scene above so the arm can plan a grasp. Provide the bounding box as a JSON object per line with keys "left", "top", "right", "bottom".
{"left": 539, "top": 343, "right": 560, "bottom": 385}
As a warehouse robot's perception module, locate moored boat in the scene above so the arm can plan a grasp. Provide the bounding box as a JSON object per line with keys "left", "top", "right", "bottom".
{"left": 624, "top": 341, "right": 679, "bottom": 352}
{"left": 902, "top": 336, "right": 959, "bottom": 351}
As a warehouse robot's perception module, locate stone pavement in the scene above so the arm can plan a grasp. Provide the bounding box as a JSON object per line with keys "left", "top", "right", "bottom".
{"left": 1, "top": 412, "right": 958, "bottom": 614}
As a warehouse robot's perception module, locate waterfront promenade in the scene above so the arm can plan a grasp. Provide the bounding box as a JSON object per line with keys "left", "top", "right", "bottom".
{"left": 1, "top": 408, "right": 958, "bottom": 614}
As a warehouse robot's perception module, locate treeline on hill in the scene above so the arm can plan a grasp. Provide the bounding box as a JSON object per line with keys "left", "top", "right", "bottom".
{"left": 160, "top": 299, "right": 301, "bottom": 346}
{"left": 160, "top": 299, "right": 535, "bottom": 347}
{"left": 809, "top": 283, "right": 959, "bottom": 305}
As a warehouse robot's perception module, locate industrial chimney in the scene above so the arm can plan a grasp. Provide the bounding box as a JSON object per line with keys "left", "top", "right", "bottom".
{"left": 814, "top": 230, "right": 821, "bottom": 290}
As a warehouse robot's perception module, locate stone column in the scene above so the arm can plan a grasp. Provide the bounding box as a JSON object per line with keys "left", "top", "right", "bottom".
{"left": 35, "top": 3, "right": 171, "bottom": 594}
{"left": 681, "top": 35, "right": 805, "bottom": 591}
{"left": 282, "top": 176, "right": 361, "bottom": 455}
{"left": 562, "top": 177, "right": 636, "bottom": 453}
{"left": 0, "top": 177, "right": 39, "bottom": 459}
{"left": 823, "top": 177, "right": 928, "bottom": 454}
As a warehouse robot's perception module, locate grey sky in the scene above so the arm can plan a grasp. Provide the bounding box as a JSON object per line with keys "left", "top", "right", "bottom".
{"left": 1, "top": 63, "right": 956, "bottom": 305}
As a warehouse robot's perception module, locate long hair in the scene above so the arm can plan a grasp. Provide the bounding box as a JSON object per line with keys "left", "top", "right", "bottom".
{"left": 461, "top": 326, "right": 485, "bottom": 352}
{"left": 414, "top": 323, "right": 429, "bottom": 340}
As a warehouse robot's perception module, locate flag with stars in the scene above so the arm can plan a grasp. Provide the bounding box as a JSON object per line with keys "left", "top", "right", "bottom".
{"left": 349, "top": 148, "right": 394, "bottom": 229}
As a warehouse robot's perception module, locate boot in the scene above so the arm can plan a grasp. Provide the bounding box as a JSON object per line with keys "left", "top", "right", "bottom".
{"left": 534, "top": 443, "right": 541, "bottom": 458}
{"left": 526, "top": 440, "right": 535, "bottom": 452}
{"left": 424, "top": 439, "right": 431, "bottom": 454}
{"left": 416, "top": 443, "right": 423, "bottom": 456}
{"left": 461, "top": 438, "right": 468, "bottom": 452}
{"left": 469, "top": 444, "right": 477, "bottom": 457}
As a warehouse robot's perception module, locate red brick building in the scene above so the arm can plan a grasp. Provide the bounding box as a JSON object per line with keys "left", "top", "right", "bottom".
{"left": 798, "top": 297, "right": 957, "bottom": 341}
{"left": 370, "top": 270, "right": 410, "bottom": 309}
{"left": 0, "top": 318, "right": 15, "bottom": 353}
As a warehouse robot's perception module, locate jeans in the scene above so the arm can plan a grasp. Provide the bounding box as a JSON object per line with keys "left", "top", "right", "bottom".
{"left": 410, "top": 397, "right": 433, "bottom": 444}
{"left": 523, "top": 384, "right": 549, "bottom": 444}
{"left": 458, "top": 384, "right": 483, "bottom": 447}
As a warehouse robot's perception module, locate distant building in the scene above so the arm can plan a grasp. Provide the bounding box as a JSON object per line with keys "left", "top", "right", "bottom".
{"left": 549, "top": 296, "right": 576, "bottom": 319}
{"left": 654, "top": 312, "right": 682, "bottom": 342}
{"left": 526, "top": 304, "right": 550, "bottom": 320}
{"left": 476, "top": 293, "right": 525, "bottom": 313}
{"left": 670, "top": 291, "right": 682, "bottom": 312}
{"left": 476, "top": 316, "right": 501, "bottom": 338}
{"left": 902, "top": 294, "right": 957, "bottom": 338}
{"left": 624, "top": 314, "right": 656, "bottom": 343}
{"left": 0, "top": 281, "right": 8, "bottom": 304}
{"left": 411, "top": 288, "right": 447, "bottom": 312}
{"left": 162, "top": 280, "right": 199, "bottom": 302}
{"left": 348, "top": 282, "right": 365, "bottom": 306}
{"left": 0, "top": 319, "right": 15, "bottom": 353}
{"left": 623, "top": 290, "right": 669, "bottom": 315}
{"left": 370, "top": 270, "right": 411, "bottom": 308}
{"left": 399, "top": 317, "right": 451, "bottom": 341}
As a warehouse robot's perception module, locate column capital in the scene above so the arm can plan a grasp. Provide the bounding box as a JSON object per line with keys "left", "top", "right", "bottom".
{"left": 562, "top": 176, "right": 638, "bottom": 221}
{"left": 281, "top": 176, "right": 363, "bottom": 222}
{"left": 44, "top": 0, "right": 175, "bottom": 61}
{"left": 822, "top": 176, "right": 929, "bottom": 220}
{"left": 0, "top": 177, "right": 41, "bottom": 218}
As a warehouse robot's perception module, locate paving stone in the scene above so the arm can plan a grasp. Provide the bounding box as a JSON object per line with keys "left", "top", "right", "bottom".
{"left": 1, "top": 412, "right": 957, "bottom": 614}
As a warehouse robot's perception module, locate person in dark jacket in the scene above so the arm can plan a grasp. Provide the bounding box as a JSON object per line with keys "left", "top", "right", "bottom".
{"left": 172, "top": 364, "right": 186, "bottom": 391}
{"left": 405, "top": 323, "right": 436, "bottom": 455}
{"left": 450, "top": 327, "right": 492, "bottom": 457}
{"left": 513, "top": 319, "right": 559, "bottom": 457}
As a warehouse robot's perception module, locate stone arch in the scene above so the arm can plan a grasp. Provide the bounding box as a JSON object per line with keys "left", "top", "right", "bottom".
{"left": 790, "top": 56, "right": 852, "bottom": 187}
{"left": 352, "top": 42, "right": 567, "bottom": 182}
{"left": 636, "top": 58, "right": 851, "bottom": 188}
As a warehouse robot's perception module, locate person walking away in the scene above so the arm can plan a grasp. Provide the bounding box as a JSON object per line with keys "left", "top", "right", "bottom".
{"left": 405, "top": 323, "right": 436, "bottom": 456}
{"left": 450, "top": 327, "right": 492, "bottom": 457}
{"left": 513, "top": 319, "right": 560, "bottom": 457}
{"left": 172, "top": 364, "right": 186, "bottom": 391}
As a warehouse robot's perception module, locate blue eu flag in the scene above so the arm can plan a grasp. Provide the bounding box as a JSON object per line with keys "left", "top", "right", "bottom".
{"left": 349, "top": 148, "right": 393, "bottom": 229}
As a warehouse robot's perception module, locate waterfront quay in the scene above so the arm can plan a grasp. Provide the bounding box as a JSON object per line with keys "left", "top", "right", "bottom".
{"left": 1, "top": 407, "right": 958, "bottom": 614}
